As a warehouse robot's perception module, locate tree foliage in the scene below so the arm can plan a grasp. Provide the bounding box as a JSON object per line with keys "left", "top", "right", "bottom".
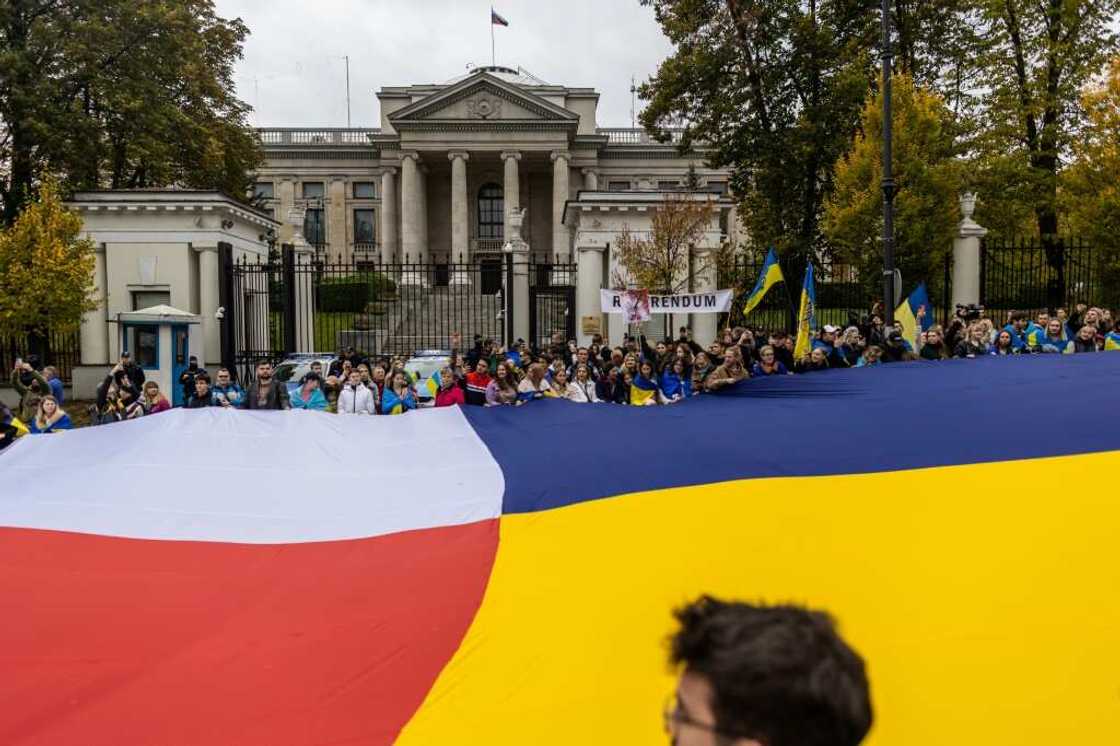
{"left": 612, "top": 195, "right": 718, "bottom": 294}
{"left": 824, "top": 73, "right": 960, "bottom": 299}
{"left": 0, "top": 0, "right": 261, "bottom": 225}
{"left": 1060, "top": 56, "right": 1120, "bottom": 300}
{"left": 638, "top": 0, "right": 877, "bottom": 268}
{"left": 0, "top": 178, "right": 97, "bottom": 337}
{"left": 970, "top": 0, "right": 1120, "bottom": 238}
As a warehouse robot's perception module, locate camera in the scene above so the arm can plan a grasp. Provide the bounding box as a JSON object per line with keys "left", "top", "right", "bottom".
{"left": 955, "top": 303, "right": 984, "bottom": 322}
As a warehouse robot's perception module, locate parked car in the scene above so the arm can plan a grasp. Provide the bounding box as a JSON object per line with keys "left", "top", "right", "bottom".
{"left": 404, "top": 350, "right": 450, "bottom": 406}
{"left": 272, "top": 354, "right": 337, "bottom": 394}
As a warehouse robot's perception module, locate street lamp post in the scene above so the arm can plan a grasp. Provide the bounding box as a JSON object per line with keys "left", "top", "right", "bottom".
{"left": 880, "top": 0, "right": 896, "bottom": 325}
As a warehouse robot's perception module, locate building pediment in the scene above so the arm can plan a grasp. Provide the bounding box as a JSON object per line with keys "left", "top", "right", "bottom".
{"left": 389, "top": 73, "right": 578, "bottom": 129}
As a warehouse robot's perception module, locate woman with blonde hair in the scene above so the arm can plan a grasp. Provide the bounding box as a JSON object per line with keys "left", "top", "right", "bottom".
{"left": 29, "top": 395, "right": 72, "bottom": 434}
{"left": 141, "top": 381, "right": 172, "bottom": 415}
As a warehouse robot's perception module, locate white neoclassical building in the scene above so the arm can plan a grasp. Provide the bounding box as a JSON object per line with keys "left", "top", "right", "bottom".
{"left": 254, "top": 65, "right": 739, "bottom": 264}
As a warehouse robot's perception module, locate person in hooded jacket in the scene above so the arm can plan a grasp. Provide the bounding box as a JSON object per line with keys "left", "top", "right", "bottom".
{"left": 337, "top": 370, "right": 376, "bottom": 414}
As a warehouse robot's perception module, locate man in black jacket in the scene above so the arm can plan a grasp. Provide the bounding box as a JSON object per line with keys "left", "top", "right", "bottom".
{"left": 178, "top": 356, "right": 206, "bottom": 405}
{"left": 244, "top": 361, "right": 291, "bottom": 410}
{"left": 119, "top": 352, "right": 146, "bottom": 388}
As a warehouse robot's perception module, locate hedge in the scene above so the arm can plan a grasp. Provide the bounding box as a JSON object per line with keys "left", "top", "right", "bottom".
{"left": 316, "top": 273, "right": 397, "bottom": 313}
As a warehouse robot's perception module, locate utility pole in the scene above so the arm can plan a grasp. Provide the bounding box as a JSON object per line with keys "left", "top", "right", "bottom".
{"left": 629, "top": 75, "right": 637, "bottom": 129}
{"left": 343, "top": 55, "right": 352, "bottom": 128}
{"left": 880, "top": 0, "right": 896, "bottom": 325}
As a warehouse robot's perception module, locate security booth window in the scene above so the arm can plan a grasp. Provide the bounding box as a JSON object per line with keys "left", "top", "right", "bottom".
{"left": 124, "top": 324, "right": 159, "bottom": 369}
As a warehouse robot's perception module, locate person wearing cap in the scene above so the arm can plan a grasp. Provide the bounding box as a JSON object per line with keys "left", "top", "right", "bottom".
{"left": 813, "top": 325, "right": 848, "bottom": 368}
{"left": 118, "top": 351, "right": 146, "bottom": 388}
{"left": 290, "top": 372, "right": 328, "bottom": 411}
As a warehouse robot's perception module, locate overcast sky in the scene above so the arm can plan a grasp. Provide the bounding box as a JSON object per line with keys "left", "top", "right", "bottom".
{"left": 215, "top": 0, "right": 674, "bottom": 129}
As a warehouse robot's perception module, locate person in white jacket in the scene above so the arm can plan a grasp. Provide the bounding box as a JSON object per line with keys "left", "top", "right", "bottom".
{"left": 566, "top": 364, "right": 600, "bottom": 403}
{"left": 337, "top": 370, "right": 377, "bottom": 415}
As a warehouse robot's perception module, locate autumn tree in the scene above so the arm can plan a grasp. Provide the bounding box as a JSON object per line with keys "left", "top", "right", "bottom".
{"left": 613, "top": 195, "right": 720, "bottom": 293}
{"left": 0, "top": 179, "right": 98, "bottom": 350}
{"left": 639, "top": 0, "right": 876, "bottom": 274}
{"left": 1060, "top": 57, "right": 1120, "bottom": 305}
{"left": 0, "top": 0, "right": 261, "bottom": 225}
{"left": 971, "top": 0, "right": 1119, "bottom": 241}
{"left": 824, "top": 74, "right": 961, "bottom": 302}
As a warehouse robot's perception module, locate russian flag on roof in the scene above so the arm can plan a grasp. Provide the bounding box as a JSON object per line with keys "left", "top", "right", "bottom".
{"left": 3, "top": 354, "right": 1120, "bottom": 745}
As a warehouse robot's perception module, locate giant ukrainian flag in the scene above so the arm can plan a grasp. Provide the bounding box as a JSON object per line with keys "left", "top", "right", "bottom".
{"left": 3, "top": 353, "right": 1120, "bottom": 745}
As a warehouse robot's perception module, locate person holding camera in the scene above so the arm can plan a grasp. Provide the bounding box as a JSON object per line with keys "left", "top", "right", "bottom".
{"left": 9, "top": 360, "right": 51, "bottom": 423}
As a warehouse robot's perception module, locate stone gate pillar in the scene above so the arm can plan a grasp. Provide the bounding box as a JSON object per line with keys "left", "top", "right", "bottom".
{"left": 576, "top": 237, "right": 606, "bottom": 347}
{"left": 952, "top": 192, "right": 987, "bottom": 308}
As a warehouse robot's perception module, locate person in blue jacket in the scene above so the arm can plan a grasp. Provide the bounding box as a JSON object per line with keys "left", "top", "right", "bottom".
{"left": 290, "top": 373, "right": 328, "bottom": 411}
{"left": 1002, "top": 311, "right": 1039, "bottom": 352}
{"left": 28, "top": 396, "right": 72, "bottom": 434}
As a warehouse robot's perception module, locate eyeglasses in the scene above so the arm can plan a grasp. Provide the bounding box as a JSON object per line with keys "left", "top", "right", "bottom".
{"left": 662, "top": 696, "right": 730, "bottom": 741}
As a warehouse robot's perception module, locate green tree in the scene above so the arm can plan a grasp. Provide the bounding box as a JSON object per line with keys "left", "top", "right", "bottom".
{"left": 0, "top": 179, "right": 98, "bottom": 339}
{"left": 612, "top": 195, "right": 718, "bottom": 294}
{"left": 638, "top": 0, "right": 877, "bottom": 274}
{"left": 824, "top": 73, "right": 961, "bottom": 301}
{"left": 0, "top": 0, "right": 261, "bottom": 225}
{"left": 972, "top": 0, "right": 1120, "bottom": 240}
{"left": 1060, "top": 56, "right": 1120, "bottom": 304}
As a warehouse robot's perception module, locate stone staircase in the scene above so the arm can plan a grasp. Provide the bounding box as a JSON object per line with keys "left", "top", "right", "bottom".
{"left": 380, "top": 285, "right": 503, "bottom": 354}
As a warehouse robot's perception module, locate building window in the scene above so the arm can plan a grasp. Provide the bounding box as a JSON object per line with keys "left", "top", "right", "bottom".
{"left": 132, "top": 290, "right": 171, "bottom": 310}
{"left": 253, "top": 182, "right": 274, "bottom": 199}
{"left": 658, "top": 180, "right": 681, "bottom": 191}
{"left": 477, "top": 183, "right": 504, "bottom": 240}
{"left": 706, "top": 181, "right": 728, "bottom": 195}
{"left": 124, "top": 325, "right": 159, "bottom": 369}
{"left": 354, "top": 209, "right": 375, "bottom": 245}
{"left": 353, "top": 182, "right": 376, "bottom": 199}
{"left": 608, "top": 180, "right": 631, "bottom": 192}
{"left": 302, "top": 182, "right": 324, "bottom": 200}
{"left": 304, "top": 208, "right": 325, "bottom": 247}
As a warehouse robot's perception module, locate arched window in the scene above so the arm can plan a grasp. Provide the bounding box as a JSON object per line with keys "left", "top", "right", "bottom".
{"left": 477, "top": 183, "right": 504, "bottom": 240}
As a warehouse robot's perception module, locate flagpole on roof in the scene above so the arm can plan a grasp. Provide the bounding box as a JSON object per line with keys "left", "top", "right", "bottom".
{"left": 491, "top": 8, "right": 496, "bottom": 67}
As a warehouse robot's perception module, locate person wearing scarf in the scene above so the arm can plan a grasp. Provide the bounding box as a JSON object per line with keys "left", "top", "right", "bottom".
{"left": 659, "top": 359, "right": 692, "bottom": 403}
{"left": 29, "top": 395, "right": 72, "bottom": 434}
{"left": 630, "top": 361, "right": 659, "bottom": 406}
{"left": 381, "top": 371, "right": 417, "bottom": 414}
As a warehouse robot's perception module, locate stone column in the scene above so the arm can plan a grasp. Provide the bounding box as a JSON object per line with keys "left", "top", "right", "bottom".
{"left": 327, "top": 177, "right": 347, "bottom": 259}
{"left": 551, "top": 151, "right": 571, "bottom": 263}
{"left": 505, "top": 211, "right": 531, "bottom": 345}
{"left": 581, "top": 168, "right": 598, "bottom": 191}
{"left": 287, "top": 206, "right": 318, "bottom": 353}
{"left": 276, "top": 178, "right": 296, "bottom": 245}
{"left": 449, "top": 151, "right": 471, "bottom": 286}
{"left": 576, "top": 238, "right": 606, "bottom": 347}
{"left": 195, "top": 245, "right": 220, "bottom": 367}
{"left": 690, "top": 244, "right": 719, "bottom": 346}
{"left": 380, "top": 167, "right": 398, "bottom": 261}
{"left": 400, "top": 152, "right": 421, "bottom": 262}
{"left": 501, "top": 151, "right": 521, "bottom": 242}
{"left": 417, "top": 163, "right": 429, "bottom": 264}
{"left": 80, "top": 243, "right": 109, "bottom": 366}
{"left": 952, "top": 192, "right": 987, "bottom": 307}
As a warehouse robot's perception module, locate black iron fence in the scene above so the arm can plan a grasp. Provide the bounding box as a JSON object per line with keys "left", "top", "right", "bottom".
{"left": 221, "top": 245, "right": 576, "bottom": 384}
{"left": 2, "top": 330, "right": 81, "bottom": 383}
{"left": 720, "top": 255, "right": 872, "bottom": 331}
{"left": 980, "top": 237, "right": 1114, "bottom": 320}
{"left": 529, "top": 258, "right": 577, "bottom": 351}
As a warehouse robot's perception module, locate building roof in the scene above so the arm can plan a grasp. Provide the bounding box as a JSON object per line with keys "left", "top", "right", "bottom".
{"left": 117, "top": 305, "right": 201, "bottom": 324}
{"left": 443, "top": 65, "right": 551, "bottom": 88}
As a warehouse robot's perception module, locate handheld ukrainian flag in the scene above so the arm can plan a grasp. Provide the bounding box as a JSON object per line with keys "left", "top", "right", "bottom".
{"left": 741, "top": 248, "right": 785, "bottom": 318}
{"left": 1105, "top": 331, "right": 1120, "bottom": 351}
{"left": 792, "top": 264, "right": 817, "bottom": 360}
{"left": 425, "top": 370, "right": 441, "bottom": 399}
{"left": 629, "top": 373, "right": 658, "bottom": 406}
{"left": 895, "top": 283, "right": 934, "bottom": 352}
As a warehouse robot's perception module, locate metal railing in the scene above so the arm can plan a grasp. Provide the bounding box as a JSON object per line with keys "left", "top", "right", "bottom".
{"left": 257, "top": 128, "right": 380, "bottom": 147}
{"left": 2, "top": 330, "right": 81, "bottom": 384}
{"left": 470, "top": 238, "right": 505, "bottom": 254}
{"left": 598, "top": 127, "right": 686, "bottom": 145}
{"left": 981, "top": 236, "right": 1113, "bottom": 317}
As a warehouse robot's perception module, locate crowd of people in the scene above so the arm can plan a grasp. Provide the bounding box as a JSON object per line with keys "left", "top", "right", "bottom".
{"left": 2, "top": 303, "right": 1117, "bottom": 447}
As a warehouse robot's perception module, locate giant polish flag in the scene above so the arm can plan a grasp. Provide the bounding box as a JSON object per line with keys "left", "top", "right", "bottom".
{"left": 4, "top": 354, "right": 1120, "bottom": 745}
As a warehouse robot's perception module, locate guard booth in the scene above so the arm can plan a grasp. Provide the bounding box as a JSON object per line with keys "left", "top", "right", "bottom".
{"left": 116, "top": 305, "right": 202, "bottom": 407}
